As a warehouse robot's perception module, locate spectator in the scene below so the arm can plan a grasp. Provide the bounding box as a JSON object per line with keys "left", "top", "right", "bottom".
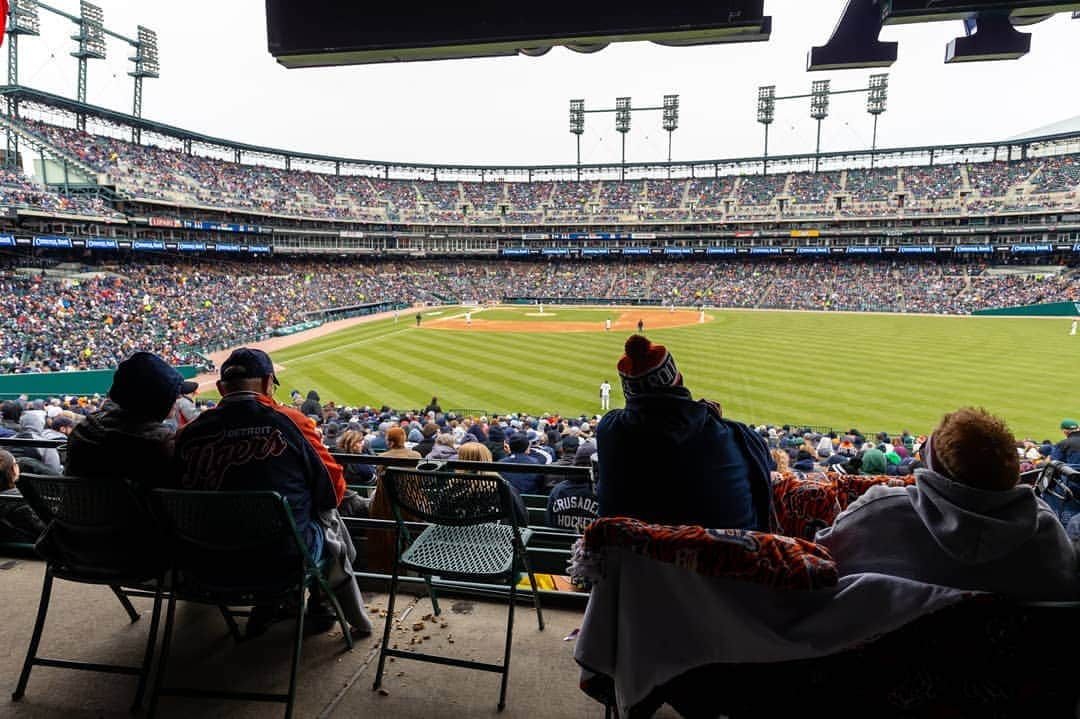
{"left": 337, "top": 429, "right": 375, "bottom": 486}
{"left": 426, "top": 432, "right": 458, "bottom": 461}
{"left": 65, "top": 352, "right": 190, "bottom": 482}
{"left": 816, "top": 407, "right": 1080, "bottom": 599}
{"left": 367, "top": 426, "right": 421, "bottom": 573}
{"left": 545, "top": 465, "right": 599, "bottom": 533}
{"left": 498, "top": 432, "right": 544, "bottom": 494}
{"left": 543, "top": 434, "right": 580, "bottom": 491}
{"left": 300, "top": 390, "right": 322, "bottom": 419}
{"left": 0, "top": 449, "right": 45, "bottom": 543}
{"left": 173, "top": 348, "right": 369, "bottom": 637}
{"left": 414, "top": 422, "right": 439, "bottom": 458}
{"left": 1051, "top": 418, "right": 1080, "bottom": 468}
{"left": 424, "top": 396, "right": 442, "bottom": 415}
{"left": 596, "top": 335, "right": 771, "bottom": 530}
{"left": 859, "top": 448, "right": 888, "bottom": 475}
{"left": 485, "top": 424, "right": 509, "bottom": 461}
{"left": 13, "top": 411, "right": 62, "bottom": 474}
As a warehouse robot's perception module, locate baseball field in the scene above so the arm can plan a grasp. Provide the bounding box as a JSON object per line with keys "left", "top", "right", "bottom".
{"left": 260, "top": 305, "right": 1073, "bottom": 440}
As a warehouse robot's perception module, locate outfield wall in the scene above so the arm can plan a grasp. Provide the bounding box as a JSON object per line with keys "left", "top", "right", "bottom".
{"left": 0, "top": 365, "right": 198, "bottom": 400}
{"left": 973, "top": 301, "right": 1080, "bottom": 317}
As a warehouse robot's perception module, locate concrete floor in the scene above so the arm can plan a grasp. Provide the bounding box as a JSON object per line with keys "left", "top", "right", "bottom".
{"left": 1, "top": 557, "right": 617, "bottom": 718}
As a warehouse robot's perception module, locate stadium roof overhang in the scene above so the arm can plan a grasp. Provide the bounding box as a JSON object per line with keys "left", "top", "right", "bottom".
{"left": 5, "top": 84, "right": 1080, "bottom": 177}
{"left": 264, "top": 3, "right": 772, "bottom": 68}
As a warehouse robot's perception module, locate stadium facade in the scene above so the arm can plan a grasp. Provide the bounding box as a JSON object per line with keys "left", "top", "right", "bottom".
{"left": 0, "top": 85, "right": 1077, "bottom": 260}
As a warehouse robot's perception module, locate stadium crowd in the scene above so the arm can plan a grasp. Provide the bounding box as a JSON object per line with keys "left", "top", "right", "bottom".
{"left": 9, "top": 117, "right": 1080, "bottom": 224}
{"left": 2, "top": 255, "right": 1077, "bottom": 373}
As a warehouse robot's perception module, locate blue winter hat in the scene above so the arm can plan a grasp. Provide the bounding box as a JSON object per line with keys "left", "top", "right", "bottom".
{"left": 110, "top": 351, "right": 196, "bottom": 421}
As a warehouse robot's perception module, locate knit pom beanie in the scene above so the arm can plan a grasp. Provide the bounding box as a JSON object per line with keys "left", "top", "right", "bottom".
{"left": 617, "top": 335, "right": 682, "bottom": 399}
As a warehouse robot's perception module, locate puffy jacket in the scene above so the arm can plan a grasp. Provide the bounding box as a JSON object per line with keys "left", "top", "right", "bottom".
{"left": 596, "top": 391, "right": 771, "bottom": 531}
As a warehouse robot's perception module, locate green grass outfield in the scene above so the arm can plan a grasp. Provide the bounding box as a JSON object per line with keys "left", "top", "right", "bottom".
{"left": 266, "top": 305, "right": 1075, "bottom": 439}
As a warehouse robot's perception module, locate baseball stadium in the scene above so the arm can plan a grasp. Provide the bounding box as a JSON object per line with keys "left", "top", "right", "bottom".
{"left": 3, "top": 2, "right": 1080, "bottom": 718}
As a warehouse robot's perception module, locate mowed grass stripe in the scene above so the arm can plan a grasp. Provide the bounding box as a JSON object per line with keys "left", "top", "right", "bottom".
{"left": 268, "top": 307, "right": 1076, "bottom": 438}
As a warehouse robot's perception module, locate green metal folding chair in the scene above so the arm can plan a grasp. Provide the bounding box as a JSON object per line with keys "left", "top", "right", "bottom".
{"left": 372, "top": 467, "right": 544, "bottom": 711}
{"left": 11, "top": 474, "right": 166, "bottom": 713}
{"left": 147, "top": 489, "right": 354, "bottom": 719}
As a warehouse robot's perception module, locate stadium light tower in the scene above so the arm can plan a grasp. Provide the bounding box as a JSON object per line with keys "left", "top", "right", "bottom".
{"left": 615, "top": 96, "right": 631, "bottom": 180}
{"left": 569, "top": 98, "right": 585, "bottom": 170}
{"left": 809, "top": 79, "right": 830, "bottom": 173}
{"left": 662, "top": 94, "right": 679, "bottom": 164}
{"left": 756, "top": 85, "right": 775, "bottom": 175}
{"left": 71, "top": 0, "right": 106, "bottom": 129}
{"left": 128, "top": 26, "right": 160, "bottom": 143}
{"left": 866, "top": 73, "right": 889, "bottom": 168}
{"left": 6, "top": 0, "right": 41, "bottom": 166}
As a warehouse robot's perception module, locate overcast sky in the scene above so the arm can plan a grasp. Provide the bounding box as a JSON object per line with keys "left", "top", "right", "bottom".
{"left": 10, "top": 1, "right": 1080, "bottom": 167}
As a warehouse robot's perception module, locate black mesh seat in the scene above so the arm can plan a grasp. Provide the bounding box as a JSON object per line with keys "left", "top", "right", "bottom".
{"left": 12, "top": 474, "right": 166, "bottom": 713}
{"left": 147, "top": 489, "right": 353, "bottom": 719}
{"left": 402, "top": 522, "right": 533, "bottom": 578}
{"left": 372, "top": 468, "right": 544, "bottom": 711}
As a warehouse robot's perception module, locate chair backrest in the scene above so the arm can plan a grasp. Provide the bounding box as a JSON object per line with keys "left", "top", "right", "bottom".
{"left": 150, "top": 489, "right": 308, "bottom": 592}
{"left": 152, "top": 489, "right": 299, "bottom": 553}
{"left": 384, "top": 467, "right": 517, "bottom": 528}
{"left": 18, "top": 473, "right": 148, "bottom": 533}
{"left": 16, "top": 473, "right": 161, "bottom": 575}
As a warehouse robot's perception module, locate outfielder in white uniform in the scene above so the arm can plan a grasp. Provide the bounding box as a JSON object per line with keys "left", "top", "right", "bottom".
{"left": 600, "top": 380, "right": 612, "bottom": 411}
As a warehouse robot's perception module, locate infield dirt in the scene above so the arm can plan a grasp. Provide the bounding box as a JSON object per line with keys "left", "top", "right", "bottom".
{"left": 428, "top": 308, "right": 709, "bottom": 333}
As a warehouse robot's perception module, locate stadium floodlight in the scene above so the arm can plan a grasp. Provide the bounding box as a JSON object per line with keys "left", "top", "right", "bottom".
{"left": 71, "top": 0, "right": 105, "bottom": 121}
{"left": 615, "top": 96, "right": 631, "bottom": 134}
{"left": 756, "top": 85, "right": 775, "bottom": 125}
{"left": 615, "top": 96, "right": 631, "bottom": 178}
{"left": 867, "top": 73, "right": 888, "bottom": 167}
{"left": 569, "top": 99, "right": 585, "bottom": 167}
{"left": 10, "top": 0, "right": 42, "bottom": 35}
{"left": 810, "top": 79, "right": 830, "bottom": 173}
{"left": 569, "top": 99, "right": 585, "bottom": 135}
{"left": 662, "top": 94, "right": 679, "bottom": 164}
{"left": 809, "top": 79, "right": 830, "bottom": 120}
{"left": 74, "top": 1, "right": 106, "bottom": 60}
{"left": 662, "top": 94, "right": 679, "bottom": 132}
{"left": 131, "top": 26, "right": 160, "bottom": 78}
{"left": 129, "top": 26, "right": 160, "bottom": 133}
{"left": 867, "top": 73, "right": 888, "bottom": 115}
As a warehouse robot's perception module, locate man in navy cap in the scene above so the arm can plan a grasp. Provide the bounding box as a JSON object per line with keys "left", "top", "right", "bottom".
{"left": 66, "top": 351, "right": 196, "bottom": 481}
{"left": 497, "top": 432, "right": 544, "bottom": 494}
{"left": 172, "top": 347, "right": 370, "bottom": 638}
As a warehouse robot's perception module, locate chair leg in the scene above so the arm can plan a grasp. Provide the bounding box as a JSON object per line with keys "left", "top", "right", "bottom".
{"left": 372, "top": 556, "right": 402, "bottom": 691}
{"left": 111, "top": 585, "right": 140, "bottom": 623}
{"left": 12, "top": 566, "right": 55, "bottom": 701}
{"left": 498, "top": 571, "right": 517, "bottom": 712}
{"left": 218, "top": 604, "right": 243, "bottom": 642}
{"left": 424, "top": 574, "right": 441, "bottom": 616}
{"left": 517, "top": 540, "right": 545, "bottom": 631}
{"left": 131, "top": 582, "right": 165, "bottom": 713}
{"left": 146, "top": 586, "right": 179, "bottom": 719}
{"left": 284, "top": 583, "right": 307, "bottom": 719}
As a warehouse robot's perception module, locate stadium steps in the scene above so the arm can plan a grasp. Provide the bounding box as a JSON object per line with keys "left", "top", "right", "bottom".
{"left": 0, "top": 116, "right": 104, "bottom": 189}
{"left": 839, "top": 170, "right": 848, "bottom": 191}
{"left": 754, "top": 279, "right": 777, "bottom": 308}
{"left": 959, "top": 165, "right": 972, "bottom": 193}
{"left": 680, "top": 178, "right": 692, "bottom": 208}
